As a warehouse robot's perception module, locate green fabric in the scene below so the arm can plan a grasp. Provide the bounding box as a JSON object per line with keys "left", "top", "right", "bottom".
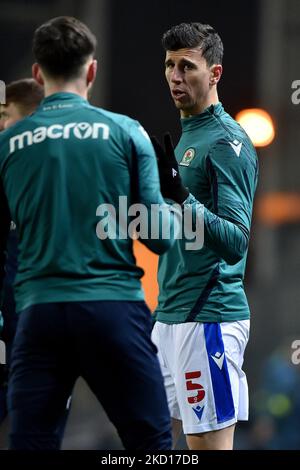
{"left": 0, "top": 92, "right": 177, "bottom": 312}
{"left": 156, "top": 103, "right": 258, "bottom": 323}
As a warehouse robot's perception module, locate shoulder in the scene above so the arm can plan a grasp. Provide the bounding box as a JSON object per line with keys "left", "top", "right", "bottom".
{"left": 213, "top": 108, "right": 256, "bottom": 152}
{"left": 207, "top": 108, "right": 257, "bottom": 168}
{"left": 82, "top": 103, "right": 147, "bottom": 141}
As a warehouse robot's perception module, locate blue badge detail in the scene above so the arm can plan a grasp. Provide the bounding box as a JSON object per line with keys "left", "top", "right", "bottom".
{"left": 192, "top": 405, "right": 205, "bottom": 421}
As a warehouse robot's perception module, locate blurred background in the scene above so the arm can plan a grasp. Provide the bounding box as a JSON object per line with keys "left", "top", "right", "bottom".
{"left": 0, "top": 0, "right": 300, "bottom": 450}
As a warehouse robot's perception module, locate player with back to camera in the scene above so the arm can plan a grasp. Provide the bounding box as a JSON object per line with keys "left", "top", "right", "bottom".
{"left": 0, "top": 16, "right": 181, "bottom": 450}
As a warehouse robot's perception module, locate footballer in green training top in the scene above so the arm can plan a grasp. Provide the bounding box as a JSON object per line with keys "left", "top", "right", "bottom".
{"left": 151, "top": 22, "right": 258, "bottom": 450}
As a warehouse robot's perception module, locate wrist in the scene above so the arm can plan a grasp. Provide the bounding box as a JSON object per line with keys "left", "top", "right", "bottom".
{"left": 177, "top": 186, "right": 189, "bottom": 205}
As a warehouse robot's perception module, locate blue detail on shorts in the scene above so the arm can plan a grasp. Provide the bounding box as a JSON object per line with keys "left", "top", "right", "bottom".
{"left": 203, "top": 323, "right": 235, "bottom": 424}
{"left": 192, "top": 405, "right": 205, "bottom": 421}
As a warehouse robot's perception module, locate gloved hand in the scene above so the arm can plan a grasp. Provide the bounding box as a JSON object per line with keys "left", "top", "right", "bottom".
{"left": 151, "top": 133, "right": 189, "bottom": 204}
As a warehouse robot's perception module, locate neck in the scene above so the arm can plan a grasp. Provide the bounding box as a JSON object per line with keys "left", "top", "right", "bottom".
{"left": 180, "top": 89, "right": 219, "bottom": 118}
{"left": 43, "top": 81, "right": 88, "bottom": 100}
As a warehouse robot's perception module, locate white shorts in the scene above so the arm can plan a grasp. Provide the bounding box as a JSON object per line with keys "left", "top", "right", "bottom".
{"left": 151, "top": 320, "right": 250, "bottom": 434}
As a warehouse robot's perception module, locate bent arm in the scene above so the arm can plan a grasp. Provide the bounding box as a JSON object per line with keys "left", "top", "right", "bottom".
{"left": 130, "top": 124, "right": 181, "bottom": 254}
{"left": 183, "top": 139, "right": 258, "bottom": 264}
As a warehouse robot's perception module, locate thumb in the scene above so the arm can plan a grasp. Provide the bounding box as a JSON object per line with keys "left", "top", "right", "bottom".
{"left": 150, "top": 135, "right": 163, "bottom": 162}
{"left": 163, "top": 133, "right": 178, "bottom": 168}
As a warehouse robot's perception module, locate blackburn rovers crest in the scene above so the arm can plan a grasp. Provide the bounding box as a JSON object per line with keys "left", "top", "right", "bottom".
{"left": 180, "top": 148, "right": 195, "bottom": 166}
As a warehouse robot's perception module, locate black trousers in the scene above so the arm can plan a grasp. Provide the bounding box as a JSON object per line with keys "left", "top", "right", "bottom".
{"left": 8, "top": 300, "right": 171, "bottom": 450}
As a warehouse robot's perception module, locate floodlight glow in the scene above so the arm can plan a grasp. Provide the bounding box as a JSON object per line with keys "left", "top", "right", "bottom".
{"left": 236, "top": 108, "right": 275, "bottom": 147}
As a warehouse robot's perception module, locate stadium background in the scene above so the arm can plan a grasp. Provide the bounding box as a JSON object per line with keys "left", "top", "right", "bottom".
{"left": 0, "top": 0, "right": 300, "bottom": 449}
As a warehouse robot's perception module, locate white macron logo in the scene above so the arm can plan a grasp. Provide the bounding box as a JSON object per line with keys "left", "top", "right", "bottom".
{"left": 211, "top": 352, "right": 225, "bottom": 370}
{"left": 229, "top": 139, "right": 242, "bottom": 157}
{"left": 9, "top": 122, "right": 110, "bottom": 153}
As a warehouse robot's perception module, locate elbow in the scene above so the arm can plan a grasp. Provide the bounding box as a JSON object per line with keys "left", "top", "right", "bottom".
{"left": 225, "top": 223, "right": 249, "bottom": 265}
{"left": 225, "top": 251, "right": 244, "bottom": 266}
{"left": 140, "top": 238, "right": 175, "bottom": 255}
{"left": 224, "top": 238, "right": 249, "bottom": 265}
{"left": 154, "top": 241, "right": 172, "bottom": 255}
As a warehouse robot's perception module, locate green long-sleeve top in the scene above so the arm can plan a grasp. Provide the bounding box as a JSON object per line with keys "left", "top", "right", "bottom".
{"left": 0, "top": 93, "right": 180, "bottom": 312}
{"left": 156, "top": 103, "right": 258, "bottom": 323}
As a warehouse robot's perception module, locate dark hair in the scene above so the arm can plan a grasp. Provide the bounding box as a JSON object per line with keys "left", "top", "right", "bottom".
{"left": 162, "top": 22, "right": 223, "bottom": 66}
{"left": 5, "top": 78, "right": 44, "bottom": 115}
{"left": 32, "top": 16, "right": 97, "bottom": 79}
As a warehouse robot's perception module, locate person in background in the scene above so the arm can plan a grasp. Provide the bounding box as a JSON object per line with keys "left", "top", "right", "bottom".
{"left": 0, "top": 79, "right": 44, "bottom": 426}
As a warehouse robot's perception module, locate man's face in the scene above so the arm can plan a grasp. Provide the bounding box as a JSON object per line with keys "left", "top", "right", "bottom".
{"left": 0, "top": 102, "right": 24, "bottom": 130}
{"left": 165, "top": 47, "right": 212, "bottom": 117}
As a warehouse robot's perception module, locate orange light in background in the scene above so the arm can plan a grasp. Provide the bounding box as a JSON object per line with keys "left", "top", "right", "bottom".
{"left": 256, "top": 192, "right": 300, "bottom": 226}
{"left": 236, "top": 108, "right": 275, "bottom": 147}
{"left": 133, "top": 240, "right": 159, "bottom": 312}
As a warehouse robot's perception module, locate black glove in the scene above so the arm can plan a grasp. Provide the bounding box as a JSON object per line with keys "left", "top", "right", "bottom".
{"left": 151, "top": 133, "right": 189, "bottom": 204}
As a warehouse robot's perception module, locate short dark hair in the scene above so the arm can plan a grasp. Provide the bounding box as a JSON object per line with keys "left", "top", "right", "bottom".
{"left": 162, "top": 22, "right": 223, "bottom": 66}
{"left": 33, "top": 16, "right": 97, "bottom": 80}
{"left": 5, "top": 78, "right": 44, "bottom": 115}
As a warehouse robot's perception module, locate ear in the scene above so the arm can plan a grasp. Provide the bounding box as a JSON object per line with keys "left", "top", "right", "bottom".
{"left": 209, "top": 64, "right": 223, "bottom": 86}
{"left": 87, "top": 59, "right": 97, "bottom": 87}
{"left": 32, "top": 63, "right": 44, "bottom": 86}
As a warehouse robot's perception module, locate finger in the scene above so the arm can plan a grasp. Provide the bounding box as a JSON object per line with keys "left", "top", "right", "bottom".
{"left": 164, "top": 133, "right": 178, "bottom": 168}
{"left": 150, "top": 136, "right": 163, "bottom": 161}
